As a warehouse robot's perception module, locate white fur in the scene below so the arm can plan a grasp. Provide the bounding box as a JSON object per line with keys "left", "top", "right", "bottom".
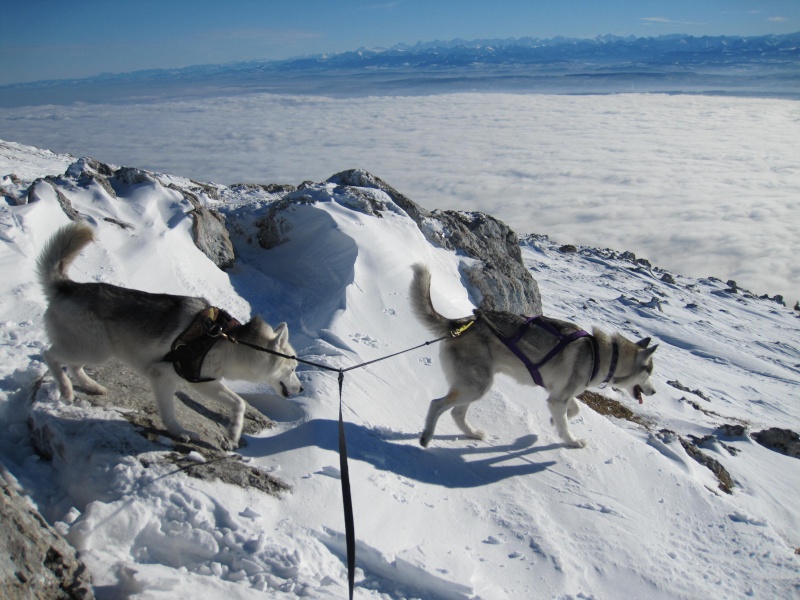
{"left": 410, "top": 264, "right": 657, "bottom": 448}
{"left": 37, "top": 222, "right": 303, "bottom": 449}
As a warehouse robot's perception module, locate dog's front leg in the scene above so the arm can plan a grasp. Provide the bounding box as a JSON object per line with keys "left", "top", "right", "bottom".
{"left": 547, "top": 395, "right": 587, "bottom": 448}
{"left": 147, "top": 365, "right": 200, "bottom": 443}
{"left": 190, "top": 380, "right": 246, "bottom": 450}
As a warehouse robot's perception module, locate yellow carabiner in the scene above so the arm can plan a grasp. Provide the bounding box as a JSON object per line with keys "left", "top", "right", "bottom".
{"left": 450, "top": 320, "right": 476, "bottom": 338}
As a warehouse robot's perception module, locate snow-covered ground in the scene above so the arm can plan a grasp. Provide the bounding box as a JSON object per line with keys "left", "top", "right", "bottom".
{"left": 1, "top": 141, "right": 798, "bottom": 599}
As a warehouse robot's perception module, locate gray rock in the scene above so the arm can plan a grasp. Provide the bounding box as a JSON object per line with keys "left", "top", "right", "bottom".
{"left": 42, "top": 159, "right": 235, "bottom": 268}
{"left": 679, "top": 436, "right": 735, "bottom": 494}
{"left": 752, "top": 427, "right": 800, "bottom": 458}
{"left": 0, "top": 466, "right": 94, "bottom": 599}
{"left": 249, "top": 169, "right": 541, "bottom": 314}
{"left": 661, "top": 273, "right": 677, "bottom": 285}
{"left": 29, "top": 362, "right": 288, "bottom": 497}
{"left": 168, "top": 184, "right": 236, "bottom": 269}
{"left": 327, "top": 170, "right": 542, "bottom": 315}
{"left": 72, "top": 159, "right": 118, "bottom": 201}
{"left": 437, "top": 209, "right": 541, "bottom": 314}
{"left": 112, "top": 167, "right": 155, "bottom": 186}
{"left": 27, "top": 179, "right": 82, "bottom": 221}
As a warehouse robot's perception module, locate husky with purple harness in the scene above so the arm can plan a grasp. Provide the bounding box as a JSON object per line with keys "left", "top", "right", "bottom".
{"left": 410, "top": 264, "right": 657, "bottom": 448}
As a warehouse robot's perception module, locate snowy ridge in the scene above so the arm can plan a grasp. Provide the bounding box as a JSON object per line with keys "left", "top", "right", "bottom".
{"left": 1, "top": 141, "right": 799, "bottom": 598}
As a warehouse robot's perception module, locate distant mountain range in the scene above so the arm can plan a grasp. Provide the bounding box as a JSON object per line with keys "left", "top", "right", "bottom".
{"left": 277, "top": 32, "right": 800, "bottom": 71}
{"left": 2, "top": 33, "right": 798, "bottom": 106}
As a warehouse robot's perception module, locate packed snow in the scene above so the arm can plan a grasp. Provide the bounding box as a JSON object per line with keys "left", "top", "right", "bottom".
{"left": 1, "top": 140, "right": 799, "bottom": 599}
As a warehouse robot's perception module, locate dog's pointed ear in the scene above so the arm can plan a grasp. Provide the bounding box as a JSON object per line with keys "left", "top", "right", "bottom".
{"left": 274, "top": 322, "right": 289, "bottom": 344}
{"left": 636, "top": 337, "right": 652, "bottom": 349}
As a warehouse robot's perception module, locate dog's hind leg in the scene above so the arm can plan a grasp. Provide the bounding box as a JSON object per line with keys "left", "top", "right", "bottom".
{"left": 547, "top": 395, "right": 586, "bottom": 449}
{"left": 420, "top": 389, "right": 459, "bottom": 447}
{"left": 43, "top": 349, "right": 74, "bottom": 401}
{"left": 69, "top": 366, "right": 108, "bottom": 395}
{"left": 420, "top": 379, "right": 491, "bottom": 447}
{"left": 189, "top": 380, "right": 246, "bottom": 450}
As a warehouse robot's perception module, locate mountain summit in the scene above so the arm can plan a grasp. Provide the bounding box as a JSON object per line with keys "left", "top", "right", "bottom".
{"left": 1, "top": 140, "right": 799, "bottom": 598}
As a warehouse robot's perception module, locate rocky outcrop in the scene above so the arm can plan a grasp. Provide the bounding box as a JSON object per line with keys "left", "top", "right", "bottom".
{"left": 0, "top": 466, "right": 93, "bottom": 599}
{"left": 263, "top": 169, "right": 542, "bottom": 315}
{"left": 27, "top": 179, "right": 82, "bottom": 220}
{"left": 578, "top": 391, "right": 737, "bottom": 494}
{"left": 16, "top": 363, "right": 286, "bottom": 598}
{"left": 29, "top": 362, "right": 288, "bottom": 497}
{"left": 26, "top": 158, "right": 236, "bottom": 268}
{"left": 167, "top": 184, "right": 236, "bottom": 269}
{"left": 752, "top": 428, "right": 800, "bottom": 458}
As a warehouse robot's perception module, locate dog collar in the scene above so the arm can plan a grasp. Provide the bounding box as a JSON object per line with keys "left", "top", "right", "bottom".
{"left": 599, "top": 342, "right": 619, "bottom": 388}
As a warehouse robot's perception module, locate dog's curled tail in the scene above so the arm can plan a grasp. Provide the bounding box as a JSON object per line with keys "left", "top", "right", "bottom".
{"left": 409, "top": 263, "right": 455, "bottom": 337}
{"left": 37, "top": 221, "right": 95, "bottom": 299}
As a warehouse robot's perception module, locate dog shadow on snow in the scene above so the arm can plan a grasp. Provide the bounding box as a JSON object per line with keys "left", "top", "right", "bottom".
{"left": 244, "top": 419, "right": 558, "bottom": 489}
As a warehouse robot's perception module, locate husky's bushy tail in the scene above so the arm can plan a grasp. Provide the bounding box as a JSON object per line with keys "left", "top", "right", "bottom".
{"left": 409, "top": 263, "right": 463, "bottom": 337}
{"left": 37, "top": 221, "right": 95, "bottom": 300}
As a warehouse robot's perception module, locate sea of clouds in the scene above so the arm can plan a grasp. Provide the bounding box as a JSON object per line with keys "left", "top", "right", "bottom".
{"left": 1, "top": 92, "right": 797, "bottom": 303}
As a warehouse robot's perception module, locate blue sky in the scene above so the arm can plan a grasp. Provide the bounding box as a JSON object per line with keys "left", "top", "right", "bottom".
{"left": 2, "top": 0, "right": 797, "bottom": 85}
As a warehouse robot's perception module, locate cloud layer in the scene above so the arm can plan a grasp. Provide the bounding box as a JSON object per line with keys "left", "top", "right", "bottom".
{"left": 2, "top": 93, "right": 797, "bottom": 302}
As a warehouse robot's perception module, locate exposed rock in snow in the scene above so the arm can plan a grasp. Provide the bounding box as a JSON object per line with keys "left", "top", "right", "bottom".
{"left": 0, "top": 465, "right": 94, "bottom": 599}
{"left": 752, "top": 428, "right": 800, "bottom": 459}
{"left": 272, "top": 169, "right": 542, "bottom": 315}
{"left": 16, "top": 157, "right": 237, "bottom": 268}
{"left": 28, "top": 362, "right": 287, "bottom": 501}
{"left": 168, "top": 184, "right": 236, "bottom": 269}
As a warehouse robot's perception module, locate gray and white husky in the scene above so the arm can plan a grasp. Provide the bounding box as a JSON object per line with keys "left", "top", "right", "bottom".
{"left": 37, "top": 221, "right": 303, "bottom": 449}
{"left": 410, "top": 264, "right": 657, "bottom": 448}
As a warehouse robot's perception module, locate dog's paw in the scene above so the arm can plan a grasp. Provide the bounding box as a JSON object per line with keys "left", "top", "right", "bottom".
{"left": 222, "top": 436, "right": 244, "bottom": 451}
{"left": 85, "top": 383, "right": 109, "bottom": 395}
{"left": 174, "top": 428, "right": 200, "bottom": 443}
{"left": 419, "top": 433, "right": 431, "bottom": 448}
{"left": 566, "top": 438, "right": 587, "bottom": 449}
{"left": 468, "top": 429, "right": 487, "bottom": 441}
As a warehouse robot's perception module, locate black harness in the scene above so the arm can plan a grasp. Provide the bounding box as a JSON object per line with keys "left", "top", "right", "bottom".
{"left": 163, "top": 307, "right": 241, "bottom": 383}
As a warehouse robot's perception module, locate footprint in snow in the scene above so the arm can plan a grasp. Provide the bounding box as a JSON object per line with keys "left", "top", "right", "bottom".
{"left": 350, "top": 333, "right": 380, "bottom": 348}
{"left": 317, "top": 465, "right": 341, "bottom": 479}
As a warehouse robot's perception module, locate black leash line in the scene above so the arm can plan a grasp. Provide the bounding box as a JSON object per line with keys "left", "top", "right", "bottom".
{"left": 218, "top": 320, "right": 475, "bottom": 599}
{"left": 228, "top": 331, "right": 457, "bottom": 374}
{"left": 337, "top": 369, "right": 356, "bottom": 600}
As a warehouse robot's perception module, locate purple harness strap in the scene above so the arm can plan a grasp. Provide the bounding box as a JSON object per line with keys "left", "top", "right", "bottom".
{"left": 497, "top": 316, "right": 596, "bottom": 387}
